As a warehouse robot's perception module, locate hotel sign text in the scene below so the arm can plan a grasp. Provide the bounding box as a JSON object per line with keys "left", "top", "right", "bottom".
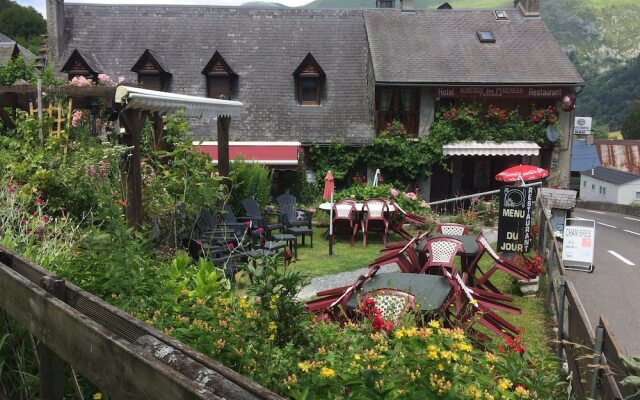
{"left": 434, "top": 87, "right": 565, "bottom": 99}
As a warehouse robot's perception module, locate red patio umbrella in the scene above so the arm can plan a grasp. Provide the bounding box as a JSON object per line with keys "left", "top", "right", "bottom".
{"left": 323, "top": 171, "right": 335, "bottom": 255}
{"left": 323, "top": 170, "right": 334, "bottom": 201}
{"left": 495, "top": 164, "right": 549, "bottom": 183}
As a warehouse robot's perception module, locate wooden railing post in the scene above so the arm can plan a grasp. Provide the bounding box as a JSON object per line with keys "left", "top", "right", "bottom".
{"left": 556, "top": 276, "right": 566, "bottom": 357}
{"left": 590, "top": 326, "right": 605, "bottom": 398}
{"left": 38, "top": 276, "right": 66, "bottom": 400}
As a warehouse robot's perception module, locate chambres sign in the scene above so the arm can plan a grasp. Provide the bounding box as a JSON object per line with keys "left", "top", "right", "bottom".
{"left": 497, "top": 186, "right": 535, "bottom": 253}
{"left": 433, "top": 87, "right": 566, "bottom": 99}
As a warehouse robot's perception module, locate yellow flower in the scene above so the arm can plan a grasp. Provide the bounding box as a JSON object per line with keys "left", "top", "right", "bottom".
{"left": 437, "top": 363, "right": 444, "bottom": 371}
{"left": 395, "top": 329, "right": 405, "bottom": 339}
{"left": 428, "top": 320, "right": 440, "bottom": 329}
{"left": 298, "top": 361, "right": 311, "bottom": 373}
{"left": 469, "top": 299, "right": 478, "bottom": 306}
{"left": 269, "top": 321, "right": 277, "bottom": 331}
{"left": 93, "top": 394, "right": 103, "bottom": 400}
{"left": 353, "top": 354, "right": 361, "bottom": 361}
{"left": 498, "top": 378, "right": 513, "bottom": 391}
{"left": 320, "top": 367, "right": 335, "bottom": 378}
{"left": 269, "top": 334, "right": 276, "bottom": 342}
{"left": 239, "top": 297, "right": 249, "bottom": 309}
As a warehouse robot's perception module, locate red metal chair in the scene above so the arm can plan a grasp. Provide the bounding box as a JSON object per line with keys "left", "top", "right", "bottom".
{"left": 419, "top": 237, "right": 465, "bottom": 275}
{"left": 435, "top": 223, "right": 469, "bottom": 236}
{"left": 388, "top": 202, "right": 428, "bottom": 240}
{"left": 361, "top": 199, "right": 390, "bottom": 246}
{"left": 332, "top": 201, "right": 359, "bottom": 246}
{"left": 466, "top": 234, "right": 535, "bottom": 293}
{"left": 369, "top": 234, "right": 422, "bottom": 273}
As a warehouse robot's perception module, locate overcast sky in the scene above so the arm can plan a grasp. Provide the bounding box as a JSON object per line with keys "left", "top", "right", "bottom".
{"left": 17, "top": 0, "right": 314, "bottom": 18}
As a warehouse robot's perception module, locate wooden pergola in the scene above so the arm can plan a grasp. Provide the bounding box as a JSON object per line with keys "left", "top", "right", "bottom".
{"left": 114, "top": 86, "right": 243, "bottom": 227}
{"left": 1, "top": 84, "right": 242, "bottom": 228}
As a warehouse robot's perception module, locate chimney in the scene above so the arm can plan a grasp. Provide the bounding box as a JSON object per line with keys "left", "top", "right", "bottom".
{"left": 517, "top": 0, "right": 539, "bottom": 17}
{"left": 401, "top": 0, "right": 415, "bottom": 12}
{"left": 46, "top": 0, "right": 65, "bottom": 69}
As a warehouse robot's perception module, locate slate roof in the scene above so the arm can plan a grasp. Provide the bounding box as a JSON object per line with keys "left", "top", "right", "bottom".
{"left": 571, "top": 139, "right": 600, "bottom": 172}
{"left": 363, "top": 9, "right": 583, "bottom": 84}
{"left": 0, "top": 31, "right": 36, "bottom": 64}
{"left": 61, "top": 5, "right": 374, "bottom": 144}
{"left": 581, "top": 166, "right": 640, "bottom": 185}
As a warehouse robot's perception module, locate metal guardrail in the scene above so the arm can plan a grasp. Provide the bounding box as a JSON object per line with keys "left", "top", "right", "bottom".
{"left": 536, "top": 198, "right": 633, "bottom": 400}
{"left": 0, "top": 246, "right": 281, "bottom": 400}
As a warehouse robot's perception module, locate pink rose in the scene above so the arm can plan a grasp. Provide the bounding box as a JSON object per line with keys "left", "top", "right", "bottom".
{"left": 390, "top": 188, "right": 399, "bottom": 197}
{"left": 98, "top": 74, "right": 112, "bottom": 85}
{"left": 117, "top": 76, "right": 126, "bottom": 84}
{"left": 72, "top": 110, "right": 83, "bottom": 127}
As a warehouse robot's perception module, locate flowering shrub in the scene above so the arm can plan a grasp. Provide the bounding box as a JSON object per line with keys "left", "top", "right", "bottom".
{"left": 70, "top": 75, "right": 92, "bottom": 87}
{"left": 515, "top": 253, "right": 544, "bottom": 277}
{"left": 530, "top": 105, "right": 558, "bottom": 125}
{"left": 334, "top": 183, "right": 430, "bottom": 215}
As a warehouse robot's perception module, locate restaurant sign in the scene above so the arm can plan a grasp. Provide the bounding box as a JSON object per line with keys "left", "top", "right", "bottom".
{"left": 497, "top": 186, "right": 535, "bottom": 253}
{"left": 434, "top": 86, "right": 565, "bottom": 99}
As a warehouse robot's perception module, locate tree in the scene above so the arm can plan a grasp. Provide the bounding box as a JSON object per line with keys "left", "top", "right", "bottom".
{"left": 0, "top": 0, "right": 46, "bottom": 54}
{"left": 621, "top": 102, "right": 640, "bottom": 140}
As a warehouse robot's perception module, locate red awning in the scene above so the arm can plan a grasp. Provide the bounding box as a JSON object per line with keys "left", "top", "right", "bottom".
{"left": 194, "top": 141, "right": 300, "bottom": 169}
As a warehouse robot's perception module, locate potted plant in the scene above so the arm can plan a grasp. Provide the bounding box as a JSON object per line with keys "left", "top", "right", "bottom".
{"left": 515, "top": 253, "right": 543, "bottom": 296}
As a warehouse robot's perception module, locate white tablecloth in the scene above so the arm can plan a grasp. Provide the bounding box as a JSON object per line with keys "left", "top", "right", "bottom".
{"left": 319, "top": 202, "right": 395, "bottom": 212}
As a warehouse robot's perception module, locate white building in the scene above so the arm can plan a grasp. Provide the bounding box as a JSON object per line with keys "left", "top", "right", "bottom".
{"left": 580, "top": 167, "right": 640, "bottom": 205}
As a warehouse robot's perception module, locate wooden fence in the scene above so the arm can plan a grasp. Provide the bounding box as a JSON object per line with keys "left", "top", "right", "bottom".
{"left": 0, "top": 246, "right": 281, "bottom": 400}
{"left": 537, "top": 198, "right": 635, "bottom": 399}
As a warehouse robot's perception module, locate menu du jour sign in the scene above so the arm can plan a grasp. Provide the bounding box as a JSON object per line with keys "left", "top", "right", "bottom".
{"left": 497, "top": 186, "right": 535, "bottom": 252}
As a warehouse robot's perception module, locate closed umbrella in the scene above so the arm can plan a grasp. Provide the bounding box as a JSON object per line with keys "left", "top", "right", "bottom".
{"left": 323, "top": 170, "right": 334, "bottom": 201}
{"left": 324, "top": 171, "right": 335, "bottom": 255}
{"left": 495, "top": 164, "right": 549, "bottom": 183}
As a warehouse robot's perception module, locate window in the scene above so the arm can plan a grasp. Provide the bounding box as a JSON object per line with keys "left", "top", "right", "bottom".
{"left": 599, "top": 186, "right": 607, "bottom": 195}
{"left": 583, "top": 181, "right": 586, "bottom": 187}
{"left": 592, "top": 184, "right": 595, "bottom": 190}
{"left": 131, "top": 49, "right": 172, "bottom": 91}
{"left": 636, "top": 191, "right": 640, "bottom": 200}
{"left": 202, "top": 51, "right": 237, "bottom": 100}
{"left": 495, "top": 10, "right": 508, "bottom": 20}
{"left": 477, "top": 31, "right": 496, "bottom": 43}
{"left": 375, "top": 86, "right": 420, "bottom": 137}
{"left": 376, "top": 0, "right": 395, "bottom": 8}
{"left": 293, "top": 53, "right": 325, "bottom": 106}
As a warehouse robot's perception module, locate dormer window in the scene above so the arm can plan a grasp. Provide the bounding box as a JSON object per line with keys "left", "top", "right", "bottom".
{"left": 131, "top": 49, "right": 172, "bottom": 91}
{"left": 60, "top": 49, "right": 103, "bottom": 81}
{"left": 202, "top": 51, "right": 237, "bottom": 100}
{"left": 293, "top": 53, "right": 325, "bottom": 106}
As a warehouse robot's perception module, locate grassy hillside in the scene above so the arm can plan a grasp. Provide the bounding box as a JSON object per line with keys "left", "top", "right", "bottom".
{"left": 0, "top": 0, "right": 45, "bottom": 54}
{"left": 576, "top": 55, "right": 640, "bottom": 131}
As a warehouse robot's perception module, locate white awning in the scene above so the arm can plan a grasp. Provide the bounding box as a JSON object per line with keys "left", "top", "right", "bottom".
{"left": 114, "top": 86, "right": 242, "bottom": 117}
{"left": 443, "top": 141, "right": 540, "bottom": 157}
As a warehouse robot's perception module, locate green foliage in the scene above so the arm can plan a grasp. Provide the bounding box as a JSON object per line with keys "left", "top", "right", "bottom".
{"left": 229, "top": 160, "right": 272, "bottom": 213}
{"left": 0, "top": 56, "right": 34, "bottom": 85}
{"left": 143, "top": 112, "right": 224, "bottom": 244}
{"left": 0, "top": 0, "right": 46, "bottom": 54}
{"left": 308, "top": 142, "right": 359, "bottom": 185}
{"left": 621, "top": 103, "right": 640, "bottom": 140}
{"left": 361, "top": 121, "right": 433, "bottom": 187}
{"left": 577, "top": 56, "right": 640, "bottom": 131}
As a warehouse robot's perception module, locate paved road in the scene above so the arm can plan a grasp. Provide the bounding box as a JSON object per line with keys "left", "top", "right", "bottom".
{"left": 565, "top": 208, "right": 640, "bottom": 356}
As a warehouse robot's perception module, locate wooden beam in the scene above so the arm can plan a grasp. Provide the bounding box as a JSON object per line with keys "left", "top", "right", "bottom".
{"left": 217, "top": 116, "right": 231, "bottom": 182}
{"left": 0, "top": 247, "right": 280, "bottom": 400}
{"left": 38, "top": 276, "right": 66, "bottom": 400}
{"left": 119, "top": 109, "right": 147, "bottom": 229}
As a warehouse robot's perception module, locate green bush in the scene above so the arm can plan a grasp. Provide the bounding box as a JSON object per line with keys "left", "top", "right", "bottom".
{"left": 229, "top": 160, "right": 272, "bottom": 214}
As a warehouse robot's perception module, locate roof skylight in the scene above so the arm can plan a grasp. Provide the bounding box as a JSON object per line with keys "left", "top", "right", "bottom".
{"left": 477, "top": 31, "right": 496, "bottom": 43}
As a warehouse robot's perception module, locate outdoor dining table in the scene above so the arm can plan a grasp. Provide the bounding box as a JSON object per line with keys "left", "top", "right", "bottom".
{"left": 318, "top": 202, "right": 396, "bottom": 212}
{"left": 344, "top": 272, "right": 451, "bottom": 314}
